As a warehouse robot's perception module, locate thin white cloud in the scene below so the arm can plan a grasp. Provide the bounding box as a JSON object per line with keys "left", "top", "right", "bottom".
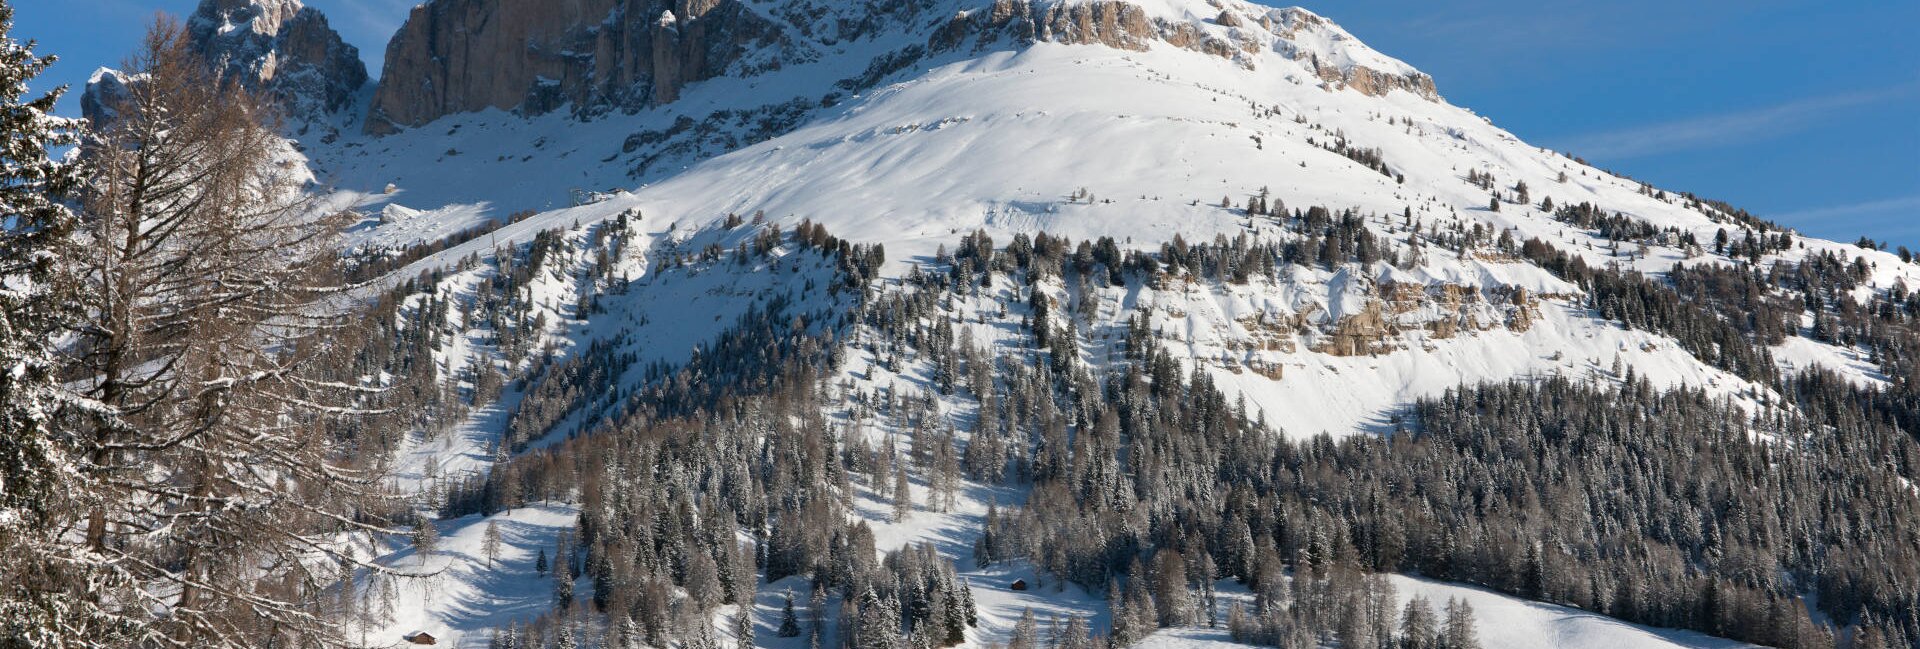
{"left": 1396, "top": 10, "right": 1609, "bottom": 52}
{"left": 1771, "top": 194, "right": 1920, "bottom": 224}
{"left": 1556, "top": 83, "right": 1919, "bottom": 160}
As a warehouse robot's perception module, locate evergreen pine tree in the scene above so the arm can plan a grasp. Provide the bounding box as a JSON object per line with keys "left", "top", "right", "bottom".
{"left": 892, "top": 463, "right": 913, "bottom": 522}
{"left": 779, "top": 591, "right": 804, "bottom": 637}
{"left": 0, "top": 2, "right": 90, "bottom": 639}
{"left": 735, "top": 608, "right": 756, "bottom": 649}
{"left": 414, "top": 519, "right": 441, "bottom": 562}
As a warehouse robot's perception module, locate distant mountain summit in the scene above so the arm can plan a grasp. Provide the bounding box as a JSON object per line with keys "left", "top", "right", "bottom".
{"left": 933, "top": 2, "right": 1436, "bottom": 99}
{"left": 188, "top": 0, "right": 367, "bottom": 116}
{"left": 83, "top": 0, "right": 366, "bottom": 128}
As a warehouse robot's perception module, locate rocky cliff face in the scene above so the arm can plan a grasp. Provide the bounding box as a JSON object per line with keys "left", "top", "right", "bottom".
{"left": 365, "top": 0, "right": 949, "bottom": 135}
{"left": 186, "top": 0, "right": 368, "bottom": 116}
{"left": 79, "top": 68, "right": 137, "bottom": 128}
{"left": 365, "top": 0, "right": 803, "bottom": 135}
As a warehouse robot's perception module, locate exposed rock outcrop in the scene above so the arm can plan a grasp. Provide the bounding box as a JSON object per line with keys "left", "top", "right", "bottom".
{"left": 1300, "top": 278, "right": 1537, "bottom": 358}
{"left": 1320, "top": 60, "right": 1435, "bottom": 100}
{"left": 365, "top": 0, "right": 794, "bottom": 135}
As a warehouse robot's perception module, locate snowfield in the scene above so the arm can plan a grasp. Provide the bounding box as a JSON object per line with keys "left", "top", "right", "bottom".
{"left": 356, "top": 504, "right": 582, "bottom": 648}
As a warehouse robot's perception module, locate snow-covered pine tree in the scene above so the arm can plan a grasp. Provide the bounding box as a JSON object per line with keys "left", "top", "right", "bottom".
{"left": 553, "top": 559, "right": 575, "bottom": 609}
{"left": 855, "top": 590, "right": 904, "bottom": 649}
{"left": 734, "top": 608, "right": 755, "bottom": 649}
{"left": 0, "top": 2, "right": 110, "bottom": 643}
{"left": 778, "top": 591, "right": 803, "bottom": 637}
{"left": 413, "top": 519, "right": 441, "bottom": 561}
{"left": 1008, "top": 609, "right": 1037, "bottom": 649}
{"left": 891, "top": 462, "right": 912, "bottom": 522}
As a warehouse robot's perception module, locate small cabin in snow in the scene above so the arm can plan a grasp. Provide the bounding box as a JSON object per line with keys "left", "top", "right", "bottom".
{"left": 1009, "top": 579, "right": 1028, "bottom": 591}
{"left": 404, "top": 631, "right": 438, "bottom": 645}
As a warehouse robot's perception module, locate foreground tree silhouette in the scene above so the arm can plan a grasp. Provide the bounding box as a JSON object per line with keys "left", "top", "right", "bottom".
{"left": 43, "top": 15, "right": 397, "bottom": 648}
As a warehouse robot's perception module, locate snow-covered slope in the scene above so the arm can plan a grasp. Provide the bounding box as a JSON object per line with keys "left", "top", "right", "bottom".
{"left": 1135, "top": 574, "right": 1767, "bottom": 649}
{"left": 291, "top": 0, "right": 1919, "bottom": 645}
{"left": 308, "top": 3, "right": 1919, "bottom": 439}
{"left": 347, "top": 504, "right": 583, "bottom": 646}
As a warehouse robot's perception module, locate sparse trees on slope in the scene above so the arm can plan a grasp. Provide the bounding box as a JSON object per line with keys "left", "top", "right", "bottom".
{"left": 1400, "top": 595, "right": 1439, "bottom": 649}
{"left": 482, "top": 520, "right": 503, "bottom": 568}
{"left": 1443, "top": 598, "right": 1480, "bottom": 649}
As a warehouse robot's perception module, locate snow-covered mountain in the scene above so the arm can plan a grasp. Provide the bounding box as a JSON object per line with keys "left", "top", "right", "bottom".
{"left": 186, "top": 0, "right": 367, "bottom": 114}
{"left": 114, "top": 0, "right": 1918, "bottom": 646}
{"left": 308, "top": 0, "right": 1911, "bottom": 435}
{"left": 81, "top": 0, "right": 366, "bottom": 132}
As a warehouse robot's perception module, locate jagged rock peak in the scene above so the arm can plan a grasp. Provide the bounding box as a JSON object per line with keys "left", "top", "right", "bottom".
{"left": 82, "top": 0, "right": 368, "bottom": 127}
{"left": 186, "top": 0, "right": 369, "bottom": 115}
{"left": 79, "top": 67, "right": 140, "bottom": 127}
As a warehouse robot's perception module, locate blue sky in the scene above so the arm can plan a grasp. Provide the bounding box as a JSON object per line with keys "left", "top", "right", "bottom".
{"left": 14, "top": 0, "right": 1918, "bottom": 249}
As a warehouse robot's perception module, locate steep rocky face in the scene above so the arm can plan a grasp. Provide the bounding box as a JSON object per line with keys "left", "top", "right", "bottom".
{"left": 365, "top": 0, "right": 800, "bottom": 135}
{"left": 186, "top": 0, "right": 368, "bottom": 116}
{"left": 1277, "top": 9, "right": 1438, "bottom": 100}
